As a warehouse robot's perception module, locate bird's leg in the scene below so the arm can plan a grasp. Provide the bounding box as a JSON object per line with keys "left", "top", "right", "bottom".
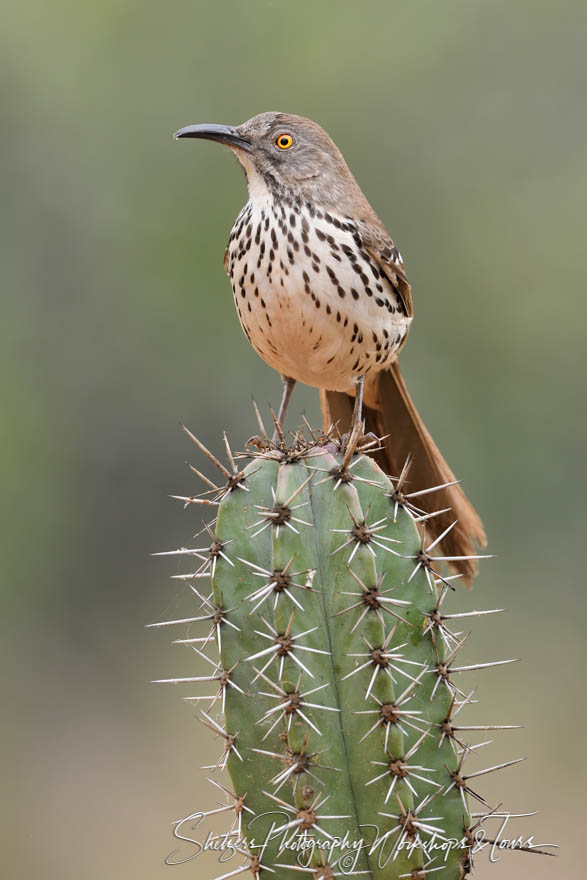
{"left": 272, "top": 376, "right": 296, "bottom": 442}
{"left": 342, "top": 375, "right": 365, "bottom": 467}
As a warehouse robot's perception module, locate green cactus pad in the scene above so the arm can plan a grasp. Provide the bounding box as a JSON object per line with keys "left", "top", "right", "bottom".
{"left": 153, "top": 423, "right": 522, "bottom": 880}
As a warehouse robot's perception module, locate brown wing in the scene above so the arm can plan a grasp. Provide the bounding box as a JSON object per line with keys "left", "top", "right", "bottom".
{"left": 223, "top": 244, "right": 230, "bottom": 275}
{"left": 356, "top": 220, "right": 414, "bottom": 319}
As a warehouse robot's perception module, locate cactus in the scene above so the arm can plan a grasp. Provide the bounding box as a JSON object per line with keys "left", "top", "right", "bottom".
{"left": 152, "top": 413, "right": 523, "bottom": 880}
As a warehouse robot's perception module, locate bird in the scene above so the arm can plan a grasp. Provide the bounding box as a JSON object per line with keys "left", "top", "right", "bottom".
{"left": 174, "top": 112, "right": 486, "bottom": 583}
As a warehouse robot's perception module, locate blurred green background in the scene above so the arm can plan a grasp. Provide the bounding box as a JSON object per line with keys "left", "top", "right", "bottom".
{"left": 2, "top": 0, "right": 585, "bottom": 877}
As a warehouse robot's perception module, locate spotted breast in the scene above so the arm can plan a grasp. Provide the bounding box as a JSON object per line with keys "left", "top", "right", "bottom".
{"left": 225, "top": 184, "right": 412, "bottom": 400}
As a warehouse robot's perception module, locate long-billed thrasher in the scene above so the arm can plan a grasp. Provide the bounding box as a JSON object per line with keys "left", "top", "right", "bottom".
{"left": 174, "top": 112, "right": 486, "bottom": 583}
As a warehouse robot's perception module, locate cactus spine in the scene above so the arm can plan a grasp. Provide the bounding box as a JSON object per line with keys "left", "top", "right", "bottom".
{"left": 153, "top": 419, "right": 521, "bottom": 880}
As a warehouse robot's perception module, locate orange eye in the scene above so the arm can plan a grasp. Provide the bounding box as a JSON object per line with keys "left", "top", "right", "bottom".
{"left": 275, "top": 133, "right": 293, "bottom": 150}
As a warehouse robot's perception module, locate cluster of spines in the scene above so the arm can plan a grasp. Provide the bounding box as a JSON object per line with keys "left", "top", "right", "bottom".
{"left": 150, "top": 411, "right": 524, "bottom": 880}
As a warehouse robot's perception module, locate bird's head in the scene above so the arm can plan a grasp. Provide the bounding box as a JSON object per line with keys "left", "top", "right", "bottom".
{"left": 174, "top": 111, "right": 363, "bottom": 209}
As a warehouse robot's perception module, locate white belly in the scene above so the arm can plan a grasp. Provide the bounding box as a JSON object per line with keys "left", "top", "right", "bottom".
{"left": 226, "top": 197, "right": 411, "bottom": 394}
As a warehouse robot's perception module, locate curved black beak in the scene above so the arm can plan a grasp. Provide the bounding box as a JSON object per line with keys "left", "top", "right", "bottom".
{"left": 173, "top": 123, "right": 251, "bottom": 152}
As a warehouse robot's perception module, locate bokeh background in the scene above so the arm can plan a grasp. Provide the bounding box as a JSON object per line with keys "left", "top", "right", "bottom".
{"left": 2, "top": 1, "right": 585, "bottom": 877}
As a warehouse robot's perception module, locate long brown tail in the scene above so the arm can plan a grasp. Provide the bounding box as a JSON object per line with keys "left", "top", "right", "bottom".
{"left": 320, "top": 362, "right": 487, "bottom": 586}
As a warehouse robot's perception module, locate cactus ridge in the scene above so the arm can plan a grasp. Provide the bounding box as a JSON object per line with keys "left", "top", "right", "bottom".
{"left": 152, "top": 415, "right": 524, "bottom": 880}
